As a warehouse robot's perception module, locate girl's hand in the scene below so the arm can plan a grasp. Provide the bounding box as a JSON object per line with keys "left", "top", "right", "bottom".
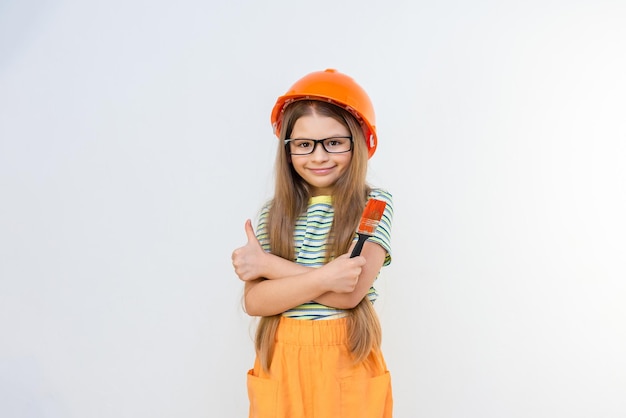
{"left": 319, "top": 253, "right": 366, "bottom": 294}
{"left": 232, "top": 220, "right": 266, "bottom": 281}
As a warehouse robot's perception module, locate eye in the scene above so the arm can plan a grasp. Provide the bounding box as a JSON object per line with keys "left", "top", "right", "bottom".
{"left": 327, "top": 138, "right": 348, "bottom": 147}
{"left": 295, "top": 140, "right": 312, "bottom": 148}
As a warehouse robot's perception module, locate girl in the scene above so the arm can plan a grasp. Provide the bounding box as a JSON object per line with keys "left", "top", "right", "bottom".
{"left": 232, "top": 69, "right": 393, "bottom": 418}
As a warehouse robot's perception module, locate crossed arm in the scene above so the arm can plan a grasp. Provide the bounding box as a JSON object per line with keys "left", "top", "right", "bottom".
{"left": 232, "top": 219, "right": 386, "bottom": 316}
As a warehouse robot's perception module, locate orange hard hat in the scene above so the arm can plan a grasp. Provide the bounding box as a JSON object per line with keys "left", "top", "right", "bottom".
{"left": 271, "top": 69, "right": 378, "bottom": 158}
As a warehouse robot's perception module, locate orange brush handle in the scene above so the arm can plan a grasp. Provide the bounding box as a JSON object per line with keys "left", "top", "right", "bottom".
{"left": 350, "top": 199, "right": 386, "bottom": 258}
{"left": 350, "top": 233, "right": 370, "bottom": 258}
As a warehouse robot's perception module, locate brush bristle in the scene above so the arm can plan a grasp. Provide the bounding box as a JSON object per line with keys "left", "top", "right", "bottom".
{"left": 356, "top": 199, "right": 387, "bottom": 235}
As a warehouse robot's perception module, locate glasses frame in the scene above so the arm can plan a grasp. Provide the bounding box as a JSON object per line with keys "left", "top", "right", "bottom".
{"left": 284, "top": 136, "right": 353, "bottom": 155}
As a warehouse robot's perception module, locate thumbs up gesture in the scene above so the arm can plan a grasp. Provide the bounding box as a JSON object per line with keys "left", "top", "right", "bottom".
{"left": 231, "top": 219, "right": 266, "bottom": 281}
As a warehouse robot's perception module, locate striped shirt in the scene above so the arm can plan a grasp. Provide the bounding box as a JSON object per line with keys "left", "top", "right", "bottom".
{"left": 255, "top": 189, "right": 393, "bottom": 320}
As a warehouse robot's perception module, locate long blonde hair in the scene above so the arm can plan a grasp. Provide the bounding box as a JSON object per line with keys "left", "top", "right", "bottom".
{"left": 255, "top": 100, "right": 382, "bottom": 372}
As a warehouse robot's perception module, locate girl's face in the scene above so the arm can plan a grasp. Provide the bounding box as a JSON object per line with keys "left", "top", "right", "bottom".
{"left": 289, "top": 113, "right": 352, "bottom": 196}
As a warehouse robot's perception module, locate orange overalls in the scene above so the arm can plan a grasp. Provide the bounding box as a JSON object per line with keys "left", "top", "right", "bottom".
{"left": 247, "top": 316, "right": 393, "bottom": 418}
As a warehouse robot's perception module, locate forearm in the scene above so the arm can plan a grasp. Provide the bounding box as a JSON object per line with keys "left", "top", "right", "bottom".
{"left": 262, "top": 254, "right": 366, "bottom": 309}
{"left": 314, "top": 291, "right": 364, "bottom": 310}
{"left": 263, "top": 252, "right": 312, "bottom": 279}
{"left": 244, "top": 245, "right": 381, "bottom": 315}
{"left": 314, "top": 242, "right": 386, "bottom": 309}
{"left": 244, "top": 271, "right": 327, "bottom": 316}
{"left": 257, "top": 254, "right": 358, "bottom": 310}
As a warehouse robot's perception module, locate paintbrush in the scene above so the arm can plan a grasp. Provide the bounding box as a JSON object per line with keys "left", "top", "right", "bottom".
{"left": 350, "top": 198, "right": 387, "bottom": 258}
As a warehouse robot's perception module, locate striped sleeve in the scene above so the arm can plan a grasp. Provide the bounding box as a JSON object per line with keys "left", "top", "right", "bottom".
{"left": 255, "top": 202, "right": 271, "bottom": 253}
{"left": 365, "top": 189, "right": 393, "bottom": 266}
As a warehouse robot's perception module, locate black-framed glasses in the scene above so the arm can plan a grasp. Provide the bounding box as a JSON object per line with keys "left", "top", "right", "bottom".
{"left": 284, "top": 136, "right": 353, "bottom": 155}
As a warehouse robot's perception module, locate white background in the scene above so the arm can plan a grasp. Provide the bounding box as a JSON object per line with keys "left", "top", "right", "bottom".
{"left": 1, "top": 0, "right": 625, "bottom": 417}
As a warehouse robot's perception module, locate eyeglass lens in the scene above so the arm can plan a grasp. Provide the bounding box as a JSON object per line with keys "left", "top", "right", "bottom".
{"left": 287, "top": 137, "right": 352, "bottom": 155}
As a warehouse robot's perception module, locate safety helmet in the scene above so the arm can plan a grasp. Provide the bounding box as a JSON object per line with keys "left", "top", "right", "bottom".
{"left": 271, "top": 69, "right": 378, "bottom": 158}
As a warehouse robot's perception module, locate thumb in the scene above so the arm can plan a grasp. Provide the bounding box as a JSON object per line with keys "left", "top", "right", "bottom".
{"left": 244, "top": 219, "right": 258, "bottom": 243}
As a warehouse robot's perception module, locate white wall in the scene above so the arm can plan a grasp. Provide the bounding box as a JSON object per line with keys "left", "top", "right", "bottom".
{"left": 1, "top": 0, "right": 625, "bottom": 417}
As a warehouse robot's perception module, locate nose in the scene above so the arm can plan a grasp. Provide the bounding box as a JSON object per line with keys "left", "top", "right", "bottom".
{"left": 310, "top": 141, "right": 330, "bottom": 161}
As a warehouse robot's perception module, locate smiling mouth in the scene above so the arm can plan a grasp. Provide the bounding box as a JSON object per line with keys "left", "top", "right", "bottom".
{"left": 309, "top": 167, "right": 335, "bottom": 174}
